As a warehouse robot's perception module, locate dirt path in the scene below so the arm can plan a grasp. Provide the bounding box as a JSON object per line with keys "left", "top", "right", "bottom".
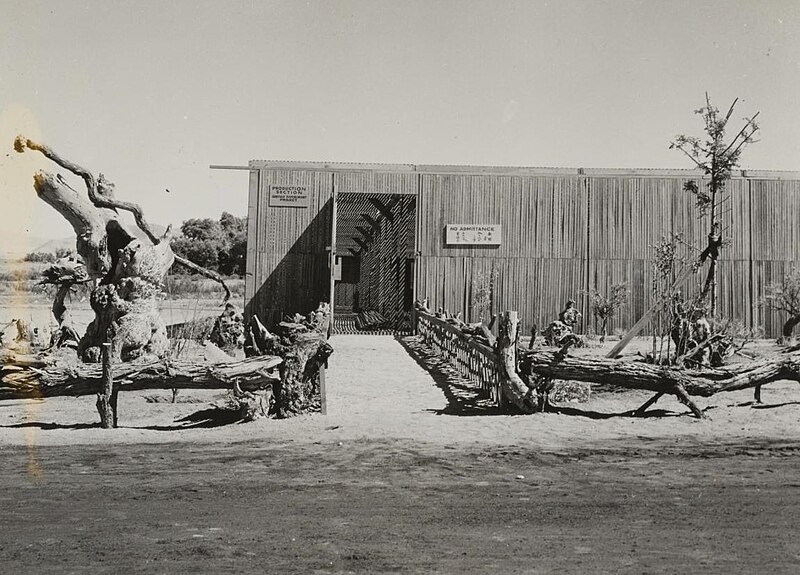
{"left": 325, "top": 335, "right": 451, "bottom": 417}
{"left": 2, "top": 335, "right": 800, "bottom": 573}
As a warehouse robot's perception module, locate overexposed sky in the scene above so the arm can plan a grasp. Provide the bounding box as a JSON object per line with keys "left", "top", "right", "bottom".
{"left": 1, "top": 0, "right": 799, "bottom": 244}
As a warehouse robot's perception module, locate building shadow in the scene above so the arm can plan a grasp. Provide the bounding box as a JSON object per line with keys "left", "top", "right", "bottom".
{"left": 395, "top": 334, "right": 504, "bottom": 416}
{"left": 246, "top": 201, "right": 333, "bottom": 327}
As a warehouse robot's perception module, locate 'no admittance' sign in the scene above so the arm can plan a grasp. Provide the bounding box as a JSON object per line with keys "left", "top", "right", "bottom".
{"left": 445, "top": 224, "right": 502, "bottom": 245}
{"left": 269, "top": 184, "right": 311, "bottom": 207}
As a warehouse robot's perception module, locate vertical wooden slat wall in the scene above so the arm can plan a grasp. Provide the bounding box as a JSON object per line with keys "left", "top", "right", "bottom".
{"left": 750, "top": 179, "right": 800, "bottom": 336}
{"left": 416, "top": 173, "right": 587, "bottom": 335}
{"left": 334, "top": 170, "right": 418, "bottom": 196}
{"left": 246, "top": 162, "right": 799, "bottom": 338}
{"left": 245, "top": 167, "right": 334, "bottom": 326}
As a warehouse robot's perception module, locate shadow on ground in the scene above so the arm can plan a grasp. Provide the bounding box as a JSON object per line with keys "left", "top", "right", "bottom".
{"left": 0, "top": 421, "right": 99, "bottom": 430}
{"left": 135, "top": 407, "right": 245, "bottom": 431}
{"left": 547, "top": 405, "right": 688, "bottom": 420}
{"left": 0, "top": 407, "right": 245, "bottom": 431}
{"left": 395, "top": 335, "right": 504, "bottom": 416}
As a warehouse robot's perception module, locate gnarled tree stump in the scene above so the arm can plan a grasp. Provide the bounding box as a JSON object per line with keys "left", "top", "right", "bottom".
{"left": 243, "top": 302, "right": 333, "bottom": 419}
{"left": 16, "top": 138, "right": 177, "bottom": 363}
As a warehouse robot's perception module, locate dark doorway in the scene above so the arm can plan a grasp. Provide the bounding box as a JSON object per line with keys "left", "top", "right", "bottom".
{"left": 333, "top": 193, "right": 416, "bottom": 334}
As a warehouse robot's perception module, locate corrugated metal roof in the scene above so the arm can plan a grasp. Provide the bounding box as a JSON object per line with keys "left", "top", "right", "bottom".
{"left": 248, "top": 159, "right": 800, "bottom": 179}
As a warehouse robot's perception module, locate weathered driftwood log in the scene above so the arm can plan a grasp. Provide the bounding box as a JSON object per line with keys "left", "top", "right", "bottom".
{"left": 243, "top": 315, "right": 277, "bottom": 357}
{"left": 461, "top": 322, "right": 496, "bottom": 348}
{"left": 42, "top": 256, "right": 88, "bottom": 349}
{"left": 519, "top": 348, "right": 800, "bottom": 417}
{"left": 51, "top": 284, "right": 82, "bottom": 349}
{"left": 274, "top": 331, "right": 333, "bottom": 417}
{"left": 0, "top": 354, "right": 283, "bottom": 400}
{"left": 418, "top": 303, "right": 497, "bottom": 348}
{"left": 14, "top": 136, "right": 231, "bottom": 361}
{"left": 209, "top": 303, "right": 245, "bottom": 355}
{"left": 16, "top": 139, "right": 172, "bottom": 362}
{"left": 240, "top": 302, "right": 333, "bottom": 418}
{"left": 497, "top": 311, "right": 538, "bottom": 413}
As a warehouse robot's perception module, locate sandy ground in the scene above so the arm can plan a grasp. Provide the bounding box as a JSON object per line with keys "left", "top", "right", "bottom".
{"left": 1, "top": 335, "right": 797, "bottom": 450}
{"left": 1, "top": 335, "right": 800, "bottom": 573}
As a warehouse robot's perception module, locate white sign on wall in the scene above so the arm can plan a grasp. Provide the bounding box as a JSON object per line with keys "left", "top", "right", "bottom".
{"left": 445, "top": 224, "right": 502, "bottom": 245}
{"left": 269, "top": 184, "right": 311, "bottom": 207}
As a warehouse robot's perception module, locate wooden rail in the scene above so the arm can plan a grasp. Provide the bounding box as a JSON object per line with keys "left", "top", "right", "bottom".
{"left": 415, "top": 311, "right": 502, "bottom": 405}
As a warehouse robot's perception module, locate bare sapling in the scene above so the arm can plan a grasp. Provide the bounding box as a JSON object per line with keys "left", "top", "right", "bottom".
{"left": 588, "top": 283, "right": 629, "bottom": 343}
{"left": 670, "top": 94, "right": 759, "bottom": 317}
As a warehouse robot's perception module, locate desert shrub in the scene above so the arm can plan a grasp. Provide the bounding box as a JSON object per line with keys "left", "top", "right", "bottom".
{"left": 54, "top": 247, "right": 74, "bottom": 259}
{"left": 23, "top": 252, "right": 56, "bottom": 263}
{"left": 587, "top": 283, "right": 629, "bottom": 342}
{"left": 549, "top": 381, "right": 591, "bottom": 403}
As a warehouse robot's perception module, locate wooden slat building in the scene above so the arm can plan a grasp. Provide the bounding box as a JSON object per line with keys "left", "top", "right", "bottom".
{"left": 245, "top": 161, "right": 800, "bottom": 338}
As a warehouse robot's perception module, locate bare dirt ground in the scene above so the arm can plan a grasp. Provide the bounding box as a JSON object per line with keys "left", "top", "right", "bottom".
{"left": 1, "top": 335, "right": 800, "bottom": 574}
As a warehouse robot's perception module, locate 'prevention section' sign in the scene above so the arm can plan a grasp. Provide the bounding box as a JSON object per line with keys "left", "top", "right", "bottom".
{"left": 269, "top": 184, "right": 311, "bottom": 207}
{"left": 445, "top": 224, "right": 502, "bottom": 245}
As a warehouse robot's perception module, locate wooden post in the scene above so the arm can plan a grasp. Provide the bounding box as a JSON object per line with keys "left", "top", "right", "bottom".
{"left": 97, "top": 342, "right": 115, "bottom": 428}
{"left": 319, "top": 366, "right": 327, "bottom": 415}
{"left": 110, "top": 366, "right": 120, "bottom": 428}
{"left": 497, "top": 311, "right": 537, "bottom": 413}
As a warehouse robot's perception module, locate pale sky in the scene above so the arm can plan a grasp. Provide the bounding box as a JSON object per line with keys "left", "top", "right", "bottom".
{"left": 1, "top": 0, "right": 799, "bottom": 247}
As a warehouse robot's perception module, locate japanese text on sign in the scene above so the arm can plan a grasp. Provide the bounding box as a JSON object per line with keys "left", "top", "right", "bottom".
{"left": 445, "top": 224, "right": 502, "bottom": 245}
{"left": 269, "top": 185, "right": 311, "bottom": 207}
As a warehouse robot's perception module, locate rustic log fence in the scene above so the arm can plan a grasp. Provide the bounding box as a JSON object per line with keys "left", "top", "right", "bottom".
{"left": 415, "top": 309, "right": 800, "bottom": 417}
{"left": 415, "top": 310, "right": 503, "bottom": 405}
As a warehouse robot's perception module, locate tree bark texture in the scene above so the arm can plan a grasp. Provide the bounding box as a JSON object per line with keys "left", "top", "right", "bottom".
{"left": 0, "top": 354, "right": 283, "bottom": 400}
{"left": 243, "top": 302, "right": 333, "bottom": 418}
{"left": 18, "top": 141, "right": 174, "bottom": 363}
{"left": 497, "top": 311, "right": 537, "bottom": 413}
{"left": 15, "top": 137, "right": 231, "bottom": 362}
{"left": 519, "top": 348, "right": 800, "bottom": 414}
{"left": 97, "top": 342, "right": 115, "bottom": 428}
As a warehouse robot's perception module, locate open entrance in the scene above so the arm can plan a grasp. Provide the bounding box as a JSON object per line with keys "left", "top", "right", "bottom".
{"left": 332, "top": 193, "right": 417, "bottom": 334}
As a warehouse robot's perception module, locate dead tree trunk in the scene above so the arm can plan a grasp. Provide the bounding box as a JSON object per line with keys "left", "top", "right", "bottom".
{"left": 0, "top": 353, "right": 283, "bottom": 399}
{"left": 97, "top": 342, "right": 116, "bottom": 428}
{"left": 519, "top": 349, "right": 800, "bottom": 417}
{"left": 242, "top": 302, "right": 333, "bottom": 419}
{"left": 51, "top": 283, "right": 82, "bottom": 348}
{"left": 497, "top": 311, "right": 537, "bottom": 413}
{"left": 15, "top": 138, "right": 172, "bottom": 362}
{"left": 14, "top": 136, "right": 231, "bottom": 363}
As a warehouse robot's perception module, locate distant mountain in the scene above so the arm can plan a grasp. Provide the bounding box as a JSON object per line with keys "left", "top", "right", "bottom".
{"left": 0, "top": 231, "right": 53, "bottom": 259}
{"left": 32, "top": 236, "right": 75, "bottom": 254}
{"left": 1, "top": 223, "right": 168, "bottom": 258}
